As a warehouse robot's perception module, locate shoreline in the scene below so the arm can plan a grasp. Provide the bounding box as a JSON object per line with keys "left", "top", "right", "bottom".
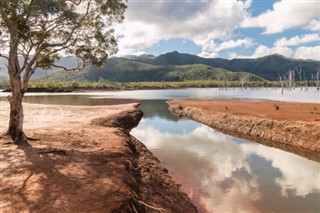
{"left": 2, "top": 85, "right": 319, "bottom": 94}
{"left": 0, "top": 102, "right": 197, "bottom": 212}
{"left": 168, "top": 100, "right": 320, "bottom": 162}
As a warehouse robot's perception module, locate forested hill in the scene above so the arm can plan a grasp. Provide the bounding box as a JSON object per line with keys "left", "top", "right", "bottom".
{"left": 40, "top": 57, "right": 263, "bottom": 82}
{"left": 153, "top": 51, "right": 320, "bottom": 80}
{"left": 26, "top": 51, "right": 320, "bottom": 82}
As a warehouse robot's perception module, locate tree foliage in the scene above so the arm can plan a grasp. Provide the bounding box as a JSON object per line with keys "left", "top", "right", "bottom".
{"left": 0, "top": 0, "right": 126, "bottom": 142}
{"left": 0, "top": 0, "right": 126, "bottom": 91}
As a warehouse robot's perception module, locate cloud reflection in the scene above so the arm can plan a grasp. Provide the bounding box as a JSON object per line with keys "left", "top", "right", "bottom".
{"left": 131, "top": 123, "right": 320, "bottom": 213}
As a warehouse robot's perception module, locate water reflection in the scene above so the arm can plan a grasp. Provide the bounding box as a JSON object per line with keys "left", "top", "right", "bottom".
{"left": 139, "top": 100, "right": 179, "bottom": 121}
{"left": 2, "top": 87, "right": 316, "bottom": 103}
{"left": 87, "top": 87, "right": 320, "bottom": 103}
{"left": 1, "top": 89, "right": 319, "bottom": 212}
{"left": 131, "top": 100, "right": 320, "bottom": 213}
{"left": 0, "top": 95, "right": 137, "bottom": 106}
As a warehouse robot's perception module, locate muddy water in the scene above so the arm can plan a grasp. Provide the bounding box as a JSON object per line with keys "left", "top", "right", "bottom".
{"left": 1, "top": 88, "right": 319, "bottom": 212}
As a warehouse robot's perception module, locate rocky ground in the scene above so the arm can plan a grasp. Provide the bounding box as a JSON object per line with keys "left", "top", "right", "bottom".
{"left": 168, "top": 100, "right": 320, "bottom": 162}
{"left": 0, "top": 102, "right": 197, "bottom": 213}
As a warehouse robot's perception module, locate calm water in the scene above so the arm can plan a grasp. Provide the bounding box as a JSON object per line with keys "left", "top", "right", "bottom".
{"left": 1, "top": 88, "right": 319, "bottom": 212}
{"left": 1, "top": 87, "right": 319, "bottom": 103}
{"left": 132, "top": 100, "right": 320, "bottom": 213}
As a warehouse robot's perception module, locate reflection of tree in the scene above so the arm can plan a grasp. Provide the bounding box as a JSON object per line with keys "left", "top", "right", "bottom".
{"left": 139, "top": 100, "right": 179, "bottom": 121}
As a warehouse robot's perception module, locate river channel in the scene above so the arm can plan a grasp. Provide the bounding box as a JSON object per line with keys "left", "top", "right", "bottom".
{"left": 1, "top": 88, "right": 319, "bottom": 212}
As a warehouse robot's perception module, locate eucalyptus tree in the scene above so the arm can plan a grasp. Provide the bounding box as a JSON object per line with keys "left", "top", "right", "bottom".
{"left": 0, "top": 0, "right": 126, "bottom": 143}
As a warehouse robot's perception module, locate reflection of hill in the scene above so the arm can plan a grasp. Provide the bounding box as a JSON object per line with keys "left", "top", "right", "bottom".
{"left": 139, "top": 100, "right": 179, "bottom": 121}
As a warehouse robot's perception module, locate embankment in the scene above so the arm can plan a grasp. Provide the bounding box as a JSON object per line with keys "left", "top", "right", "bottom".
{"left": 168, "top": 100, "right": 320, "bottom": 161}
{"left": 0, "top": 102, "right": 197, "bottom": 212}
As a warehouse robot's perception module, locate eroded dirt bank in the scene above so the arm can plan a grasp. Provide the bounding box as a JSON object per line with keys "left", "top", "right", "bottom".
{"left": 168, "top": 100, "right": 320, "bottom": 161}
{"left": 0, "top": 102, "right": 197, "bottom": 213}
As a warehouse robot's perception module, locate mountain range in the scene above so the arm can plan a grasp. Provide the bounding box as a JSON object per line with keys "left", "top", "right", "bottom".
{"left": 1, "top": 51, "right": 319, "bottom": 82}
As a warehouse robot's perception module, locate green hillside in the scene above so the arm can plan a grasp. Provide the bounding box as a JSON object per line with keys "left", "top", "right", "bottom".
{"left": 153, "top": 52, "right": 320, "bottom": 80}
{"left": 36, "top": 51, "right": 319, "bottom": 82}
{"left": 41, "top": 57, "right": 263, "bottom": 82}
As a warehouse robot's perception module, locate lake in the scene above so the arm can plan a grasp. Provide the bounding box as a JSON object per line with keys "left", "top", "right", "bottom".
{"left": 1, "top": 87, "right": 319, "bottom": 212}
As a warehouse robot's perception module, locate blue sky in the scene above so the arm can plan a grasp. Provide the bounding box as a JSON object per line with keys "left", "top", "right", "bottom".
{"left": 115, "top": 0, "right": 320, "bottom": 60}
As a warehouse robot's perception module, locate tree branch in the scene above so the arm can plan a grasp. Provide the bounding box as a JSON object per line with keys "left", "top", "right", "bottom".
{"left": 50, "top": 61, "right": 85, "bottom": 71}
{"left": 0, "top": 53, "right": 9, "bottom": 61}
{"left": 22, "top": 61, "right": 39, "bottom": 91}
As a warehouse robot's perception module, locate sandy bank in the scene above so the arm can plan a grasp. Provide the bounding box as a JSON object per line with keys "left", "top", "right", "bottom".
{"left": 0, "top": 102, "right": 197, "bottom": 212}
{"left": 168, "top": 100, "right": 320, "bottom": 161}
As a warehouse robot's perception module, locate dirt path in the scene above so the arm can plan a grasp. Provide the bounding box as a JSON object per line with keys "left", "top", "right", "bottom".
{"left": 0, "top": 102, "right": 197, "bottom": 213}
{"left": 168, "top": 100, "right": 320, "bottom": 161}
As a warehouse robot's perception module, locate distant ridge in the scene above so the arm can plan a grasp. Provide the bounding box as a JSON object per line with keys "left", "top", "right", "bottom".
{"left": 153, "top": 51, "right": 320, "bottom": 80}
{"left": 1, "top": 51, "right": 319, "bottom": 82}
{"left": 40, "top": 56, "right": 264, "bottom": 82}
{"left": 123, "top": 54, "right": 156, "bottom": 61}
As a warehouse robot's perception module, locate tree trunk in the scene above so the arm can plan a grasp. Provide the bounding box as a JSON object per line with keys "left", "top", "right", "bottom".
{"left": 7, "top": 77, "right": 27, "bottom": 143}
{"left": 6, "top": 30, "right": 28, "bottom": 143}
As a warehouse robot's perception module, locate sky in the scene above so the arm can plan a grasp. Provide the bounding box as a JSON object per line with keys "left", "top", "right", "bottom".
{"left": 114, "top": 0, "right": 320, "bottom": 60}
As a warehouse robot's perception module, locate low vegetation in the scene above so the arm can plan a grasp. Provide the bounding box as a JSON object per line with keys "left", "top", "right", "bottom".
{"left": 0, "top": 80, "right": 319, "bottom": 91}
{"left": 37, "top": 58, "right": 265, "bottom": 83}
{"left": 311, "top": 107, "right": 320, "bottom": 115}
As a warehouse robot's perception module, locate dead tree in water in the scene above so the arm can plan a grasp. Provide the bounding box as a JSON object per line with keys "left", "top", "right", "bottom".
{"left": 240, "top": 73, "right": 249, "bottom": 89}
{"left": 296, "top": 65, "right": 303, "bottom": 91}
{"left": 278, "top": 73, "right": 285, "bottom": 94}
{"left": 311, "top": 69, "right": 320, "bottom": 91}
{"left": 287, "top": 69, "right": 295, "bottom": 90}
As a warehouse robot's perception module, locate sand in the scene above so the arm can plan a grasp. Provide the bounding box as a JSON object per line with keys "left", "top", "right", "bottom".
{"left": 168, "top": 100, "right": 320, "bottom": 161}
{"left": 0, "top": 101, "right": 197, "bottom": 213}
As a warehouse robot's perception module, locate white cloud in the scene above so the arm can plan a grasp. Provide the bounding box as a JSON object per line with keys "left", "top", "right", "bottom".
{"left": 242, "top": 0, "right": 320, "bottom": 34}
{"left": 275, "top": 34, "right": 320, "bottom": 47}
{"left": 229, "top": 52, "right": 241, "bottom": 59}
{"left": 231, "top": 45, "right": 320, "bottom": 60}
{"left": 306, "top": 19, "right": 320, "bottom": 31}
{"left": 250, "top": 45, "right": 293, "bottom": 58}
{"left": 114, "top": 0, "right": 320, "bottom": 59}
{"left": 241, "top": 143, "right": 320, "bottom": 197}
{"left": 129, "top": 50, "right": 148, "bottom": 56}
{"left": 132, "top": 122, "right": 320, "bottom": 212}
{"left": 199, "top": 38, "right": 253, "bottom": 59}
{"left": 203, "top": 38, "right": 253, "bottom": 52}
{"left": 198, "top": 51, "right": 220, "bottom": 58}
{"left": 294, "top": 46, "right": 320, "bottom": 61}
{"left": 115, "top": 22, "right": 162, "bottom": 56}
{"left": 115, "top": 0, "right": 252, "bottom": 55}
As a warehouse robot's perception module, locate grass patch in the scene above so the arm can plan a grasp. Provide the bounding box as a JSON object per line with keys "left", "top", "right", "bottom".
{"left": 311, "top": 110, "right": 320, "bottom": 115}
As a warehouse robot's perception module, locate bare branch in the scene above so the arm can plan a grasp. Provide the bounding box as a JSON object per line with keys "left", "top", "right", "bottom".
{"left": 22, "top": 61, "right": 40, "bottom": 91}
{"left": 0, "top": 4, "right": 5, "bottom": 21}
{"left": 0, "top": 53, "right": 9, "bottom": 61}
{"left": 50, "top": 61, "right": 85, "bottom": 71}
